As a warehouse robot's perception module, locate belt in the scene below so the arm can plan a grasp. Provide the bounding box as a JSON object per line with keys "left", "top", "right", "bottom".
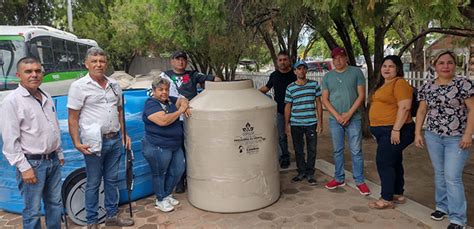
{"left": 24, "top": 151, "right": 57, "bottom": 160}
{"left": 103, "top": 131, "right": 118, "bottom": 139}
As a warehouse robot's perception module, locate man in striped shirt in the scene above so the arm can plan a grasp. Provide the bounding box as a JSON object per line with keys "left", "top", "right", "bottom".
{"left": 284, "top": 61, "right": 323, "bottom": 185}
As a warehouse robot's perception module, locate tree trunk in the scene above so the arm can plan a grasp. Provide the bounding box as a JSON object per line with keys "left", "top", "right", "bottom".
{"left": 331, "top": 15, "right": 356, "bottom": 66}
{"left": 411, "top": 36, "right": 426, "bottom": 72}
{"left": 373, "top": 26, "right": 385, "bottom": 89}
{"left": 259, "top": 27, "right": 278, "bottom": 69}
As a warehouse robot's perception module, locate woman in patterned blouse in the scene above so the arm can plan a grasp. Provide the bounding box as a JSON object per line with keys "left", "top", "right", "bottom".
{"left": 415, "top": 50, "right": 474, "bottom": 229}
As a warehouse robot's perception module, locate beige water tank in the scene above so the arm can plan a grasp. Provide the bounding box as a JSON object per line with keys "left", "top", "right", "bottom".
{"left": 184, "top": 80, "right": 280, "bottom": 213}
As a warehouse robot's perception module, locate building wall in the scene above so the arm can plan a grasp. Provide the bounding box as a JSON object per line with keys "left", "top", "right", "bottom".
{"left": 128, "top": 56, "right": 172, "bottom": 76}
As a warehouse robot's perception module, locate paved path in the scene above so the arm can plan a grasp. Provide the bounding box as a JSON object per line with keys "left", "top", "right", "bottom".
{"left": 0, "top": 159, "right": 448, "bottom": 229}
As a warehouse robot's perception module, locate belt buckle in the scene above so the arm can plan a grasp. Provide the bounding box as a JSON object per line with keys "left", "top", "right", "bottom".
{"left": 104, "top": 132, "right": 116, "bottom": 139}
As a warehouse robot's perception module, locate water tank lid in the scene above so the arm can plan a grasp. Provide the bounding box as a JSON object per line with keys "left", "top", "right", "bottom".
{"left": 205, "top": 80, "right": 253, "bottom": 91}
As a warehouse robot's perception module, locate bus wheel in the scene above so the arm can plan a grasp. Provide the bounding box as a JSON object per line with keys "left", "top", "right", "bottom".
{"left": 62, "top": 170, "right": 106, "bottom": 226}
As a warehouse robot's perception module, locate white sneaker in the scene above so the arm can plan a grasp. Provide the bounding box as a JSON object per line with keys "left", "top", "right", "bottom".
{"left": 164, "top": 195, "right": 180, "bottom": 206}
{"left": 155, "top": 199, "right": 174, "bottom": 212}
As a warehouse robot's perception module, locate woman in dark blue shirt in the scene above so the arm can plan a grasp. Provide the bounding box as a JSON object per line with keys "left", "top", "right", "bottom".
{"left": 142, "top": 77, "right": 189, "bottom": 212}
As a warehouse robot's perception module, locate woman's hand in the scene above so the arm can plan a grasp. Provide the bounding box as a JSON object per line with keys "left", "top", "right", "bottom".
{"left": 184, "top": 107, "right": 192, "bottom": 118}
{"left": 178, "top": 100, "right": 189, "bottom": 113}
{"left": 390, "top": 130, "right": 400, "bottom": 145}
{"left": 459, "top": 133, "right": 472, "bottom": 149}
{"left": 414, "top": 134, "right": 424, "bottom": 148}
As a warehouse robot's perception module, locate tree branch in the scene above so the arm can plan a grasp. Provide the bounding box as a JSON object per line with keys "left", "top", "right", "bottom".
{"left": 398, "top": 28, "right": 474, "bottom": 56}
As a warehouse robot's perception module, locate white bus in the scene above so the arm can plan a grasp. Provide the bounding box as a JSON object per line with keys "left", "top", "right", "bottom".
{"left": 0, "top": 25, "right": 98, "bottom": 93}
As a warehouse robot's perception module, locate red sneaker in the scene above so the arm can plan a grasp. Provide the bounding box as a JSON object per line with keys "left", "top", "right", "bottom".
{"left": 357, "top": 183, "right": 371, "bottom": 196}
{"left": 325, "top": 179, "right": 345, "bottom": 190}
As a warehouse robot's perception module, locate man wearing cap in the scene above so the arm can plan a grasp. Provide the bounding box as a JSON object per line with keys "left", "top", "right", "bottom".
{"left": 68, "top": 47, "right": 134, "bottom": 228}
{"left": 284, "top": 60, "right": 322, "bottom": 185}
{"left": 321, "top": 47, "right": 371, "bottom": 196}
{"left": 161, "top": 51, "right": 222, "bottom": 101}
{"left": 160, "top": 50, "right": 221, "bottom": 193}
{"left": 259, "top": 50, "right": 296, "bottom": 169}
{"left": 1, "top": 57, "right": 64, "bottom": 228}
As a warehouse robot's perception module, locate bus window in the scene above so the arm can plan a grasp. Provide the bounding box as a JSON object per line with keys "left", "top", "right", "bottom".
{"left": 78, "top": 44, "right": 88, "bottom": 67}
{"left": 32, "top": 36, "right": 51, "bottom": 47}
{"left": 0, "top": 39, "right": 26, "bottom": 91}
{"left": 37, "top": 47, "right": 54, "bottom": 72}
{"left": 66, "top": 41, "right": 81, "bottom": 70}
{"left": 52, "top": 38, "right": 68, "bottom": 71}
{"left": 31, "top": 37, "right": 54, "bottom": 72}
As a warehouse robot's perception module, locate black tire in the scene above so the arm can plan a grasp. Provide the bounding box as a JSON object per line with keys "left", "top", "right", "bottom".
{"left": 62, "top": 169, "right": 106, "bottom": 226}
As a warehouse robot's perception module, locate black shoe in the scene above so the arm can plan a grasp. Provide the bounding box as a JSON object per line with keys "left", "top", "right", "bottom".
{"left": 447, "top": 223, "right": 465, "bottom": 229}
{"left": 307, "top": 178, "right": 317, "bottom": 186}
{"left": 280, "top": 160, "right": 290, "bottom": 169}
{"left": 105, "top": 216, "right": 134, "bottom": 227}
{"left": 291, "top": 174, "right": 305, "bottom": 182}
{"left": 430, "top": 210, "right": 447, "bottom": 221}
{"left": 175, "top": 176, "right": 186, "bottom": 193}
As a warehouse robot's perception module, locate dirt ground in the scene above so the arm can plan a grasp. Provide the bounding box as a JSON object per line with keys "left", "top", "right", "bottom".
{"left": 287, "top": 111, "right": 474, "bottom": 226}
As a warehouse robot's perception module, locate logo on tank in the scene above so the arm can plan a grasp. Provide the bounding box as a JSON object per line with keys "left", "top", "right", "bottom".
{"left": 234, "top": 122, "right": 266, "bottom": 155}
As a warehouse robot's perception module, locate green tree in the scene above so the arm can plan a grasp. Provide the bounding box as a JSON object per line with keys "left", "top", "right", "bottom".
{"left": 148, "top": 0, "right": 256, "bottom": 80}
{"left": 0, "top": 0, "right": 58, "bottom": 25}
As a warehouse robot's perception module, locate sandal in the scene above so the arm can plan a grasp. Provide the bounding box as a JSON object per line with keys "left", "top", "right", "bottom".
{"left": 368, "top": 199, "right": 395, "bottom": 209}
{"left": 393, "top": 195, "right": 406, "bottom": 204}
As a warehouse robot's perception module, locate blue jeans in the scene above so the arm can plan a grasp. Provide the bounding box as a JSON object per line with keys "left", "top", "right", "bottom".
{"left": 329, "top": 118, "right": 365, "bottom": 184}
{"left": 16, "top": 154, "right": 62, "bottom": 229}
{"left": 370, "top": 123, "right": 414, "bottom": 201}
{"left": 84, "top": 134, "right": 122, "bottom": 224}
{"left": 425, "top": 131, "right": 471, "bottom": 226}
{"left": 277, "top": 113, "right": 290, "bottom": 163}
{"left": 291, "top": 124, "right": 317, "bottom": 177}
{"left": 142, "top": 137, "right": 185, "bottom": 201}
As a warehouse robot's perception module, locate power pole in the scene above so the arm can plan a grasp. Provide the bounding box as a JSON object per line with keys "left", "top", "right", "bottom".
{"left": 67, "top": 0, "right": 73, "bottom": 32}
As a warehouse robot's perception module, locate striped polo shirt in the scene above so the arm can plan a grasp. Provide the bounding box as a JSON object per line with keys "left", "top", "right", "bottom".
{"left": 284, "top": 80, "right": 322, "bottom": 126}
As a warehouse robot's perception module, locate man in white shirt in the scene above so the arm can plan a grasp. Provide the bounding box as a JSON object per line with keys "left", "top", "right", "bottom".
{"left": 67, "top": 47, "right": 133, "bottom": 228}
{"left": 1, "top": 57, "right": 64, "bottom": 229}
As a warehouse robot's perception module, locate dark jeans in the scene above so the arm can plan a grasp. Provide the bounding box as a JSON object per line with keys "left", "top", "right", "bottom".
{"left": 176, "top": 120, "right": 186, "bottom": 191}
{"left": 277, "top": 113, "right": 290, "bottom": 163}
{"left": 370, "top": 122, "right": 414, "bottom": 201}
{"left": 291, "top": 124, "right": 317, "bottom": 177}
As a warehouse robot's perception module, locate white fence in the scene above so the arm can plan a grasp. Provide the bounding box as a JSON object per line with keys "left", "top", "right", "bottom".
{"left": 235, "top": 71, "right": 435, "bottom": 97}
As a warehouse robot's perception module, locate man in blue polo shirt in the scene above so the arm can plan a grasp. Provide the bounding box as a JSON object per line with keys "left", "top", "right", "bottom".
{"left": 284, "top": 60, "right": 323, "bottom": 185}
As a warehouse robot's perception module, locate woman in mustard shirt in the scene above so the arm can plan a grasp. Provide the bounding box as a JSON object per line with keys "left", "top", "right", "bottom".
{"left": 368, "top": 55, "right": 415, "bottom": 209}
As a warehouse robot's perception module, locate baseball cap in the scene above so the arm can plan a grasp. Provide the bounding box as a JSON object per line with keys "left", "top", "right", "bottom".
{"left": 293, "top": 60, "right": 308, "bottom": 69}
{"left": 331, "top": 47, "right": 347, "bottom": 58}
{"left": 171, "top": 51, "right": 187, "bottom": 59}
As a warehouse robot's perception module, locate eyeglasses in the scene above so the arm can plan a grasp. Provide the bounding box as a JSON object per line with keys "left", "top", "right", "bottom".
{"left": 109, "top": 84, "right": 118, "bottom": 96}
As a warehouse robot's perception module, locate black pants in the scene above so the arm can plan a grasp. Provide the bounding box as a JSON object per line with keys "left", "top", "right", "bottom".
{"left": 291, "top": 124, "right": 317, "bottom": 177}
{"left": 176, "top": 121, "right": 186, "bottom": 191}
{"left": 370, "top": 122, "right": 414, "bottom": 201}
